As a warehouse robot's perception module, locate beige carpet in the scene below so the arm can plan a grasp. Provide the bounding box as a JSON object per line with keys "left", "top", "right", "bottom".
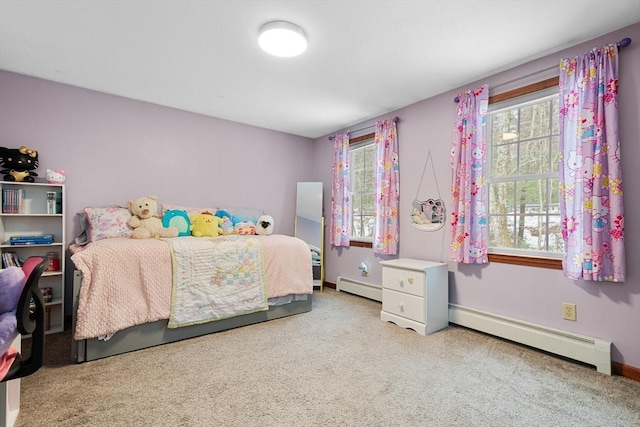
{"left": 15, "top": 289, "right": 640, "bottom": 426}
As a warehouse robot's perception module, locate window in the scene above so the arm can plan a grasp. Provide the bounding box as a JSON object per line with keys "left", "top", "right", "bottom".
{"left": 349, "top": 133, "right": 375, "bottom": 243}
{"left": 487, "top": 83, "right": 562, "bottom": 261}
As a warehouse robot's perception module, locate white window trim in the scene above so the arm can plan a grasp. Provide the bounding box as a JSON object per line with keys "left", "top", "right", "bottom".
{"left": 486, "top": 85, "right": 561, "bottom": 258}
{"left": 349, "top": 136, "right": 375, "bottom": 242}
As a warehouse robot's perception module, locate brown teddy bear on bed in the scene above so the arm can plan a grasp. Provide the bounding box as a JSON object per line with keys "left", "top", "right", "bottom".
{"left": 127, "top": 195, "right": 179, "bottom": 239}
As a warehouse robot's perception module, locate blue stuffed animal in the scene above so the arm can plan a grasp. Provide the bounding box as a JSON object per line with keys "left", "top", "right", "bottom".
{"left": 214, "top": 210, "right": 235, "bottom": 235}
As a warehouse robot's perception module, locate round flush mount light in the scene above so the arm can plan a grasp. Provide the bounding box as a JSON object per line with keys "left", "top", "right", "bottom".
{"left": 258, "top": 21, "right": 307, "bottom": 57}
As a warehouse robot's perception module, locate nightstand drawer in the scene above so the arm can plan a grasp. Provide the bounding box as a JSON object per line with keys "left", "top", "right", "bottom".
{"left": 382, "top": 267, "right": 425, "bottom": 297}
{"left": 382, "top": 289, "right": 424, "bottom": 322}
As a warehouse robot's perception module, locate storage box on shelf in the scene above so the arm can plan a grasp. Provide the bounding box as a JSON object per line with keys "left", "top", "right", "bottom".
{"left": 380, "top": 258, "right": 449, "bottom": 336}
{"left": 0, "top": 181, "right": 65, "bottom": 334}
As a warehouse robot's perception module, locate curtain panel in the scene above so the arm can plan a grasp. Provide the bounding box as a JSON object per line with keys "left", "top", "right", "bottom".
{"left": 449, "top": 85, "right": 489, "bottom": 264}
{"left": 559, "top": 44, "right": 625, "bottom": 282}
{"left": 330, "top": 132, "right": 351, "bottom": 247}
{"left": 373, "top": 120, "right": 400, "bottom": 255}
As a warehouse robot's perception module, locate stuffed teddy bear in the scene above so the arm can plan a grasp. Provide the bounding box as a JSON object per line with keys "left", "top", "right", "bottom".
{"left": 255, "top": 215, "right": 274, "bottom": 235}
{"left": 127, "top": 195, "right": 179, "bottom": 239}
{"left": 190, "top": 211, "right": 224, "bottom": 237}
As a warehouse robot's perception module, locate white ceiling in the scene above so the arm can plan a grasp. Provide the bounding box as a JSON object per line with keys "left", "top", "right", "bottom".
{"left": 1, "top": 1, "right": 639, "bottom": 139}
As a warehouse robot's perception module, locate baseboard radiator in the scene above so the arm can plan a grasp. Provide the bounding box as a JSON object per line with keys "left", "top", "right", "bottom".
{"left": 336, "top": 276, "right": 382, "bottom": 302}
{"left": 449, "top": 304, "right": 612, "bottom": 375}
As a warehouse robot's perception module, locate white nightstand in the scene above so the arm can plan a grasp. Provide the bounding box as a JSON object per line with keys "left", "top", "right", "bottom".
{"left": 380, "top": 258, "right": 449, "bottom": 335}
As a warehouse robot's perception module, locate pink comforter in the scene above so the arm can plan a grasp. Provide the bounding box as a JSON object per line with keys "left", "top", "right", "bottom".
{"left": 70, "top": 235, "right": 313, "bottom": 340}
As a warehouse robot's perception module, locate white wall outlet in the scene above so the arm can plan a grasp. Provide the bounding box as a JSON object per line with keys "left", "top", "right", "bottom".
{"left": 562, "top": 302, "right": 577, "bottom": 321}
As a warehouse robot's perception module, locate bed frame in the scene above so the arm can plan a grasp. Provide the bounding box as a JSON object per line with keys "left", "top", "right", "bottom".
{"left": 71, "top": 270, "right": 312, "bottom": 363}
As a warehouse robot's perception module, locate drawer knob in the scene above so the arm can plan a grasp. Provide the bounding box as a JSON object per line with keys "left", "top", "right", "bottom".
{"left": 398, "top": 302, "right": 404, "bottom": 312}
{"left": 408, "top": 277, "right": 414, "bottom": 284}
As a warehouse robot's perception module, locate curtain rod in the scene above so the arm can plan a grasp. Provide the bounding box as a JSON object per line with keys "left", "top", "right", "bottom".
{"left": 453, "top": 37, "right": 632, "bottom": 103}
{"left": 328, "top": 116, "right": 400, "bottom": 140}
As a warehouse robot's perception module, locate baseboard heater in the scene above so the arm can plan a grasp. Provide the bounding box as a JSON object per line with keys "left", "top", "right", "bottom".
{"left": 336, "top": 276, "right": 382, "bottom": 302}
{"left": 449, "top": 304, "right": 612, "bottom": 375}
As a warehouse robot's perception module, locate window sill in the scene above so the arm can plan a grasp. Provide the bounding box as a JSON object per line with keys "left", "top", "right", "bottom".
{"left": 350, "top": 240, "right": 372, "bottom": 248}
{"left": 488, "top": 253, "right": 562, "bottom": 270}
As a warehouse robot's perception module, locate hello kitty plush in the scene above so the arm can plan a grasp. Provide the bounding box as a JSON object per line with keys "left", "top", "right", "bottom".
{"left": 46, "top": 169, "right": 66, "bottom": 184}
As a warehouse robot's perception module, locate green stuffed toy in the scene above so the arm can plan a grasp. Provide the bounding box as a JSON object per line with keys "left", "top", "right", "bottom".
{"left": 190, "top": 211, "right": 224, "bottom": 237}
{"left": 163, "top": 209, "right": 191, "bottom": 237}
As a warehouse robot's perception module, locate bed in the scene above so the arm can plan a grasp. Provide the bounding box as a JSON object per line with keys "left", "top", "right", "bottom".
{"left": 70, "top": 233, "right": 314, "bottom": 363}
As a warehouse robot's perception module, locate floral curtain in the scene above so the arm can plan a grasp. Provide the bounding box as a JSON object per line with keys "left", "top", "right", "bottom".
{"left": 449, "top": 85, "right": 489, "bottom": 264}
{"left": 373, "top": 120, "right": 400, "bottom": 255}
{"left": 330, "top": 132, "right": 351, "bottom": 247}
{"left": 559, "top": 44, "right": 625, "bottom": 282}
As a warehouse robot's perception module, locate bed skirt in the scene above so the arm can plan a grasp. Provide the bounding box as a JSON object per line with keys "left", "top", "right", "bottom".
{"left": 71, "top": 270, "right": 312, "bottom": 363}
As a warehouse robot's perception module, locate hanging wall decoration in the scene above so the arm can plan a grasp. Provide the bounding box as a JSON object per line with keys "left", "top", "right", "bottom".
{"left": 411, "top": 151, "right": 445, "bottom": 231}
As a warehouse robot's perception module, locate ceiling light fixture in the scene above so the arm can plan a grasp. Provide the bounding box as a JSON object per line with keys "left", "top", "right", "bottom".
{"left": 258, "top": 21, "right": 307, "bottom": 57}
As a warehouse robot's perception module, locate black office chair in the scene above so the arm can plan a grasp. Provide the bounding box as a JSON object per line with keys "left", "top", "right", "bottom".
{"left": 1, "top": 256, "right": 49, "bottom": 383}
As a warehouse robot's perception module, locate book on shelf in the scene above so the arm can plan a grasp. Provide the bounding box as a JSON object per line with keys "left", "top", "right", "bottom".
{"left": 1, "top": 251, "right": 22, "bottom": 268}
{"left": 9, "top": 234, "right": 54, "bottom": 245}
{"left": 2, "top": 187, "right": 24, "bottom": 214}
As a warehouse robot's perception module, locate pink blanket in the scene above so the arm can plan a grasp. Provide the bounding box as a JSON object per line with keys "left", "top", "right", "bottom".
{"left": 71, "top": 235, "right": 313, "bottom": 340}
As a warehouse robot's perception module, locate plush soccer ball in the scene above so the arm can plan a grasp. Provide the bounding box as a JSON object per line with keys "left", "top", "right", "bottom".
{"left": 255, "top": 215, "right": 274, "bottom": 236}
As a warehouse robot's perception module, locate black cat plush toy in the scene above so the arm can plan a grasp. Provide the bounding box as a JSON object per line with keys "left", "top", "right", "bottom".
{"left": 0, "top": 146, "right": 39, "bottom": 182}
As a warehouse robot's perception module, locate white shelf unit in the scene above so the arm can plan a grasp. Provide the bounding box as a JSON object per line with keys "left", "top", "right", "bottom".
{"left": 0, "top": 182, "right": 65, "bottom": 334}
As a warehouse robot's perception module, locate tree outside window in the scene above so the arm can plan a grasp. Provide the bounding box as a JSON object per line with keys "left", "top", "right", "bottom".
{"left": 350, "top": 136, "right": 375, "bottom": 241}
{"left": 488, "top": 88, "right": 562, "bottom": 257}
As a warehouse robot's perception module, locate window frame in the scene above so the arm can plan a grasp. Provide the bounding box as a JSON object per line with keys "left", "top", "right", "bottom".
{"left": 349, "top": 132, "right": 375, "bottom": 248}
{"left": 486, "top": 77, "right": 562, "bottom": 270}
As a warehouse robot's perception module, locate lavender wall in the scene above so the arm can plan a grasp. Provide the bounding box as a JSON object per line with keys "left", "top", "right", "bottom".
{"left": 1, "top": 22, "right": 637, "bottom": 370}
{"left": 315, "top": 22, "right": 640, "bottom": 369}
{"left": 0, "top": 71, "right": 315, "bottom": 245}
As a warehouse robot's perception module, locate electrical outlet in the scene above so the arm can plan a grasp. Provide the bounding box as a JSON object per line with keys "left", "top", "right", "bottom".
{"left": 562, "top": 303, "right": 577, "bottom": 321}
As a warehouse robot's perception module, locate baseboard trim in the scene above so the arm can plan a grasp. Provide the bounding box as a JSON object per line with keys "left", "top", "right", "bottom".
{"left": 612, "top": 361, "right": 640, "bottom": 382}
{"left": 336, "top": 276, "right": 382, "bottom": 302}
{"left": 449, "top": 303, "right": 612, "bottom": 375}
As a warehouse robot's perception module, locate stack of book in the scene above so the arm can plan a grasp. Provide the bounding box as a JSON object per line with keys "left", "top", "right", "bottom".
{"left": 1, "top": 251, "right": 21, "bottom": 268}
{"left": 2, "top": 188, "right": 24, "bottom": 213}
{"left": 9, "top": 234, "right": 54, "bottom": 245}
